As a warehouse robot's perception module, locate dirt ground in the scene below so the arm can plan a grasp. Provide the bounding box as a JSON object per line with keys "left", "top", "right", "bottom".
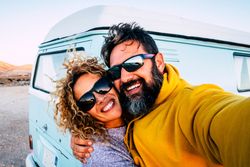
{"left": 0, "top": 86, "right": 29, "bottom": 167}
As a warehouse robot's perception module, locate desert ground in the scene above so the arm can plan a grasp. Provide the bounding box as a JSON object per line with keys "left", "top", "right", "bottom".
{"left": 0, "top": 86, "right": 29, "bottom": 167}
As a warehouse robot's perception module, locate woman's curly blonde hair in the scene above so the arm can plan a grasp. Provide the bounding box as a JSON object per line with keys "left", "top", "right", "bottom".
{"left": 53, "top": 52, "right": 108, "bottom": 141}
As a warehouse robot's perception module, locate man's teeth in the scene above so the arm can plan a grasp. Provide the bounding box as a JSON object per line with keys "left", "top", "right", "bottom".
{"left": 127, "top": 83, "right": 140, "bottom": 91}
{"left": 103, "top": 101, "right": 114, "bottom": 112}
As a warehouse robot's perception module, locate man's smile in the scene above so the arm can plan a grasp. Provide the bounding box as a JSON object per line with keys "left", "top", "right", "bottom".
{"left": 122, "top": 79, "right": 142, "bottom": 96}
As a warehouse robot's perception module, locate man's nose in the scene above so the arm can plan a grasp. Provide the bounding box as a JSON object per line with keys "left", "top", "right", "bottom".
{"left": 120, "top": 67, "right": 134, "bottom": 83}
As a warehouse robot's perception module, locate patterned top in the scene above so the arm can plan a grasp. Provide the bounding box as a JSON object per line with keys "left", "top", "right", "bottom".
{"left": 83, "top": 126, "right": 136, "bottom": 167}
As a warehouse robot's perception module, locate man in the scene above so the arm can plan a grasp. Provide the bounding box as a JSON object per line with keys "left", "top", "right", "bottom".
{"left": 71, "top": 23, "right": 250, "bottom": 167}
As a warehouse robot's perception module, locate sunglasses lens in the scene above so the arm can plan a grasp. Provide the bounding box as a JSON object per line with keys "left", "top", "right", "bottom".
{"left": 77, "top": 92, "right": 95, "bottom": 112}
{"left": 107, "top": 66, "right": 121, "bottom": 81}
{"left": 107, "top": 54, "right": 150, "bottom": 80}
{"left": 76, "top": 77, "right": 113, "bottom": 112}
{"left": 123, "top": 62, "right": 142, "bottom": 72}
{"left": 94, "top": 77, "right": 112, "bottom": 94}
{"left": 123, "top": 55, "right": 143, "bottom": 72}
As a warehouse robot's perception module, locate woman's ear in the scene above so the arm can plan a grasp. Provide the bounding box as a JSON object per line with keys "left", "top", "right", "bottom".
{"left": 154, "top": 53, "right": 165, "bottom": 74}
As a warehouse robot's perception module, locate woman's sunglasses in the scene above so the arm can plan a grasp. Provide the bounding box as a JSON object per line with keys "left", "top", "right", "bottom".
{"left": 107, "top": 54, "right": 155, "bottom": 81}
{"left": 76, "top": 77, "right": 113, "bottom": 112}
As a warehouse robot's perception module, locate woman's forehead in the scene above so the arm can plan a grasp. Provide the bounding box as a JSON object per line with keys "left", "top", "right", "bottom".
{"left": 73, "top": 73, "right": 100, "bottom": 100}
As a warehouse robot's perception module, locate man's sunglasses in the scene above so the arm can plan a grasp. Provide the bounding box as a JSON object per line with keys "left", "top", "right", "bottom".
{"left": 107, "top": 54, "right": 155, "bottom": 81}
{"left": 76, "top": 77, "right": 113, "bottom": 112}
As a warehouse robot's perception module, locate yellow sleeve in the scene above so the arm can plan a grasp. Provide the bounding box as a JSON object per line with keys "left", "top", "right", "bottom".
{"left": 210, "top": 96, "right": 250, "bottom": 167}
{"left": 178, "top": 84, "right": 250, "bottom": 167}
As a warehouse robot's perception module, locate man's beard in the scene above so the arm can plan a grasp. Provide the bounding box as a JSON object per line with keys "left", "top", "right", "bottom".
{"left": 120, "top": 62, "right": 163, "bottom": 118}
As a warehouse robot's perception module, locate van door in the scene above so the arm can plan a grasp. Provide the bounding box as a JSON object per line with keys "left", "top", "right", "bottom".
{"left": 29, "top": 48, "right": 85, "bottom": 167}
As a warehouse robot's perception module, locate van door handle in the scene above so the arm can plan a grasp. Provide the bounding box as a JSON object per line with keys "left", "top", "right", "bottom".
{"left": 42, "top": 124, "right": 48, "bottom": 132}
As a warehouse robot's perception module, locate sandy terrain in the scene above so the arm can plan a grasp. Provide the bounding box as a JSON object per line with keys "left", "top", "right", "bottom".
{"left": 0, "top": 61, "right": 32, "bottom": 87}
{"left": 0, "top": 86, "right": 29, "bottom": 167}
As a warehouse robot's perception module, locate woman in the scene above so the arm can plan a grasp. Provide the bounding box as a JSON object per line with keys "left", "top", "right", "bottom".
{"left": 54, "top": 54, "right": 136, "bottom": 166}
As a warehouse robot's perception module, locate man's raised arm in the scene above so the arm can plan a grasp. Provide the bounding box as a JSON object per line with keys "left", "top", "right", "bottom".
{"left": 71, "top": 135, "right": 94, "bottom": 163}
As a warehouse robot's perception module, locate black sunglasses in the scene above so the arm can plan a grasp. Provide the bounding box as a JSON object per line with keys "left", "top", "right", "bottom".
{"left": 76, "top": 77, "right": 113, "bottom": 112}
{"left": 107, "top": 54, "right": 155, "bottom": 81}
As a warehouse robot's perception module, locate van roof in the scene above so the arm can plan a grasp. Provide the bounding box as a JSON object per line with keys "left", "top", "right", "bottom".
{"left": 44, "top": 5, "right": 250, "bottom": 46}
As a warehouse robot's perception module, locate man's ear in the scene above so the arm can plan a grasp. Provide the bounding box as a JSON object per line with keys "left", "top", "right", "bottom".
{"left": 155, "top": 53, "right": 165, "bottom": 74}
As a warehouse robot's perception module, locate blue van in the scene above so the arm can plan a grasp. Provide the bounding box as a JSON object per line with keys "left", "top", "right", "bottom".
{"left": 25, "top": 5, "right": 250, "bottom": 167}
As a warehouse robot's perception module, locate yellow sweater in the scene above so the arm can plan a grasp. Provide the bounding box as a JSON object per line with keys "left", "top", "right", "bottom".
{"left": 124, "top": 64, "right": 250, "bottom": 167}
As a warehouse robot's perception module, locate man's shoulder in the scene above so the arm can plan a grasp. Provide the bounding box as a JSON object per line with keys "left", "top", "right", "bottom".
{"left": 191, "top": 83, "right": 224, "bottom": 94}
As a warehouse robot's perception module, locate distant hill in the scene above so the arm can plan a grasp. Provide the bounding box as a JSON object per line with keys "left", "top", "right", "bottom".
{"left": 15, "top": 64, "right": 33, "bottom": 71}
{"left": 0, "top": 61, "right": 32, "bottom": 73}
{"left": 12, "top": 64, "right": 33, "bottom": 72}
{"left": 0, "top": 61, "right": 32, "bottom": 86}
{"left": 0, "top": 61, "right": 15, "bottom": 71}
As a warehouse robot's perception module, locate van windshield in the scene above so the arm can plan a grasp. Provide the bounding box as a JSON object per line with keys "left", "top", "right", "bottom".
{"left": 33, "top": 49, "right": 84, "bottom": 93}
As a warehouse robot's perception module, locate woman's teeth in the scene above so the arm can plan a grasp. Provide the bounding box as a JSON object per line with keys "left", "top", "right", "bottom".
{"left": 102, "top": 100, "right": 114, "bottom": 112}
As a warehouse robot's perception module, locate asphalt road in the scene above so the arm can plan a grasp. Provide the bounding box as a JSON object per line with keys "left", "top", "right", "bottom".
{"left": 0, "top": 86, "right": 29, "bottom": 167}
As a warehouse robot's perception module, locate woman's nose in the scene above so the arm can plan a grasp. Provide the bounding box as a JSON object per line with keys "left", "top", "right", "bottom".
{"left": 93, "top": 92, "right": 105, "bottom": 104}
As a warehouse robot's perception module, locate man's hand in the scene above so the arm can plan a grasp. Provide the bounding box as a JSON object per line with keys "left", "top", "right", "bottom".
{"left": 71, "top": 135, "right": 94, "bottom": 163}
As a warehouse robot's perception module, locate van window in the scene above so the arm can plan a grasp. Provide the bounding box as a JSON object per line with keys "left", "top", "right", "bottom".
{"left": 154, "top": 39, "right": 180, "bottom": 63}
{"left": 233, "top": 52, "right": 250, "bottom": 92}
{"left": 33, "top": 48, "right": 84, "bottom": 93}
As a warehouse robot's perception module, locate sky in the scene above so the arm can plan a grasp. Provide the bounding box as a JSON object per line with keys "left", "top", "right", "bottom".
{"left": 0, "top": 0, "right": 250, "bottom": 65}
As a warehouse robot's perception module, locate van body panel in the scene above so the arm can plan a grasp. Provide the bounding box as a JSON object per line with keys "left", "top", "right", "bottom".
{"left": 28, "top": 30, "right": 107, "bottom": 166}
{"left": 27, "top": 5, "right": 250, "bottom": 166}
{"left": 153, "top": 34, "right": 250, "bottom": 93}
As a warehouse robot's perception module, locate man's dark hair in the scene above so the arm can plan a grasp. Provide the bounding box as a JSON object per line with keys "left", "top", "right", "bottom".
{"left": 101, "top": 22, "right": 159, "bottom": 67}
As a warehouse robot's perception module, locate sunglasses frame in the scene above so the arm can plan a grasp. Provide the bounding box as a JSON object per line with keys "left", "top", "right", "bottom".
{"left": 76, "top": 77, "right": 113, "bottom": 112}
{"left": 107, "top": 53, "right": 155, "bottom": 81}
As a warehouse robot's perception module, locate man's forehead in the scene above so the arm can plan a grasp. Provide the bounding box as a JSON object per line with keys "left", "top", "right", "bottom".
{"left": 110, "top": 40, "right": 145, "bottom": 66}
{"left": 116, "top": 40, "right": 140, "bottom": 52}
